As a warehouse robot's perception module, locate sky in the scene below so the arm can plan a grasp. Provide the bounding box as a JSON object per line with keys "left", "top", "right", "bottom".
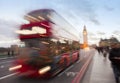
{"left": 0, "top": 0, "right": 120, "bottom": 47}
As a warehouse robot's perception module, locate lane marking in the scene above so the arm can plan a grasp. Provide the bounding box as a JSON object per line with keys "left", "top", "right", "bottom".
{"left": 72, "top": 54, "right": 93, "bottom": 83}
{"left": 0, "top": 60, "right": 14, "bottom": 65}
{"left": 58, "top": 65, "right": 74, "bottom": 77}
{"left": 76, "top": 59, "right": 81, "bottom": 63}
{"left": 0, "top": 72, "right": 19, "bottom": 80}
{"left": 58, "top": 58, "right": 81, "bottom": 77}
{"left": 0, "top": 65, "right": 4, "bottom": 68}
{"left": 0, "top": 57, "right": 15, "bottom": 60}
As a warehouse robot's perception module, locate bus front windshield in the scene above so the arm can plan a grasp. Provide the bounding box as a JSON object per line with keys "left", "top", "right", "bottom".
{"left": 23, "top": 38, "right": 49, "bottom": 48}
{"left": 19, "top": 38, "right": 61, "bottom": 57}
{"left": 19, "top": 38, "right": 50, "bottom": 56}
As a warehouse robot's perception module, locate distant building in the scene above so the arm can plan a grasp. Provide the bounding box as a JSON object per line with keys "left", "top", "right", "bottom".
{"left": 0, "top": 47, "right": 8, "bottom": 55}
{"left": 99, "top": 37, "right": 119, "bottom": 47}
{"left": 10, "top": 45, "right": 19, "bottom": 55}
{"left": 0, "top": 45, "right": 19, "bottom": 56}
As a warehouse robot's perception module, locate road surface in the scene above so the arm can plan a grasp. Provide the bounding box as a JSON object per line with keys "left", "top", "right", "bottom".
{"left": 0, "top": 49, "right": 95, "bottom": 83}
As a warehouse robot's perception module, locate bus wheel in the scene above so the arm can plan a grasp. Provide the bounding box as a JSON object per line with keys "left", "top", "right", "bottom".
{"left": 76, "top": 54, "right": 79, "bottom": 61}
{"left": 64, "top": 59, "right": 67, "bottom": 68}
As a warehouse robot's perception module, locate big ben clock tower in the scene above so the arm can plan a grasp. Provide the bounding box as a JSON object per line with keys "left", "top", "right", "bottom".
{"left": 83, "top": 25, "right": 88, "bottom": 48}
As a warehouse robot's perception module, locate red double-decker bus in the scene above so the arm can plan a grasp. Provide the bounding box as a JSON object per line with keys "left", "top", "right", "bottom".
{"left": 9, "top": 9, "right": 80, "bottom": 78}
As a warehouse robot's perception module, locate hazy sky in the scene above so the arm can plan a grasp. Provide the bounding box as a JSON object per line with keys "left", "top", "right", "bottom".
{"left": 0, "top": 0, "right": 120, "bottom": 47}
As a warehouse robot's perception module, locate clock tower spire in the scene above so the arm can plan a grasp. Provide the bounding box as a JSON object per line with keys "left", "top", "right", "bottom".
{"left": 83, "top": 25, "right": 88, "bottom": 48}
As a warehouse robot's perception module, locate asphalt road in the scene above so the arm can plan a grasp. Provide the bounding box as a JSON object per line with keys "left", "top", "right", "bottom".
{"left": 0, "top": 48, "right": 96, "bottom": 83}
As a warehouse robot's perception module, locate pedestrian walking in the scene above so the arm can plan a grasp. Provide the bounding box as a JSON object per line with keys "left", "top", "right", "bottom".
{"left": 103, "top": 46, "right": 109, "bottom": 58}
{"left": 103, "top": 49, "right": 107, "bottom": 58}
{"left": 109, "top": 43, "right": 120, "bottom": 83}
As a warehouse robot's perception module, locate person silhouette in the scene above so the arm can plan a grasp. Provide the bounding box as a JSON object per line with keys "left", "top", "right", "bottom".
{"left": 109, "top": 43, "right": 120, "bottom": 83}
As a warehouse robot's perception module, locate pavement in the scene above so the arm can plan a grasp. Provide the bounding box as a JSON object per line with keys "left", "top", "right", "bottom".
{"left": 82, "top": 51, "right": 116, "bottom": 83}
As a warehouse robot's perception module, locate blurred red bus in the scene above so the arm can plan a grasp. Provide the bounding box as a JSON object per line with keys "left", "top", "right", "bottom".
{"left": 9, "top": 9, "right": 80, "bottom": 78}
